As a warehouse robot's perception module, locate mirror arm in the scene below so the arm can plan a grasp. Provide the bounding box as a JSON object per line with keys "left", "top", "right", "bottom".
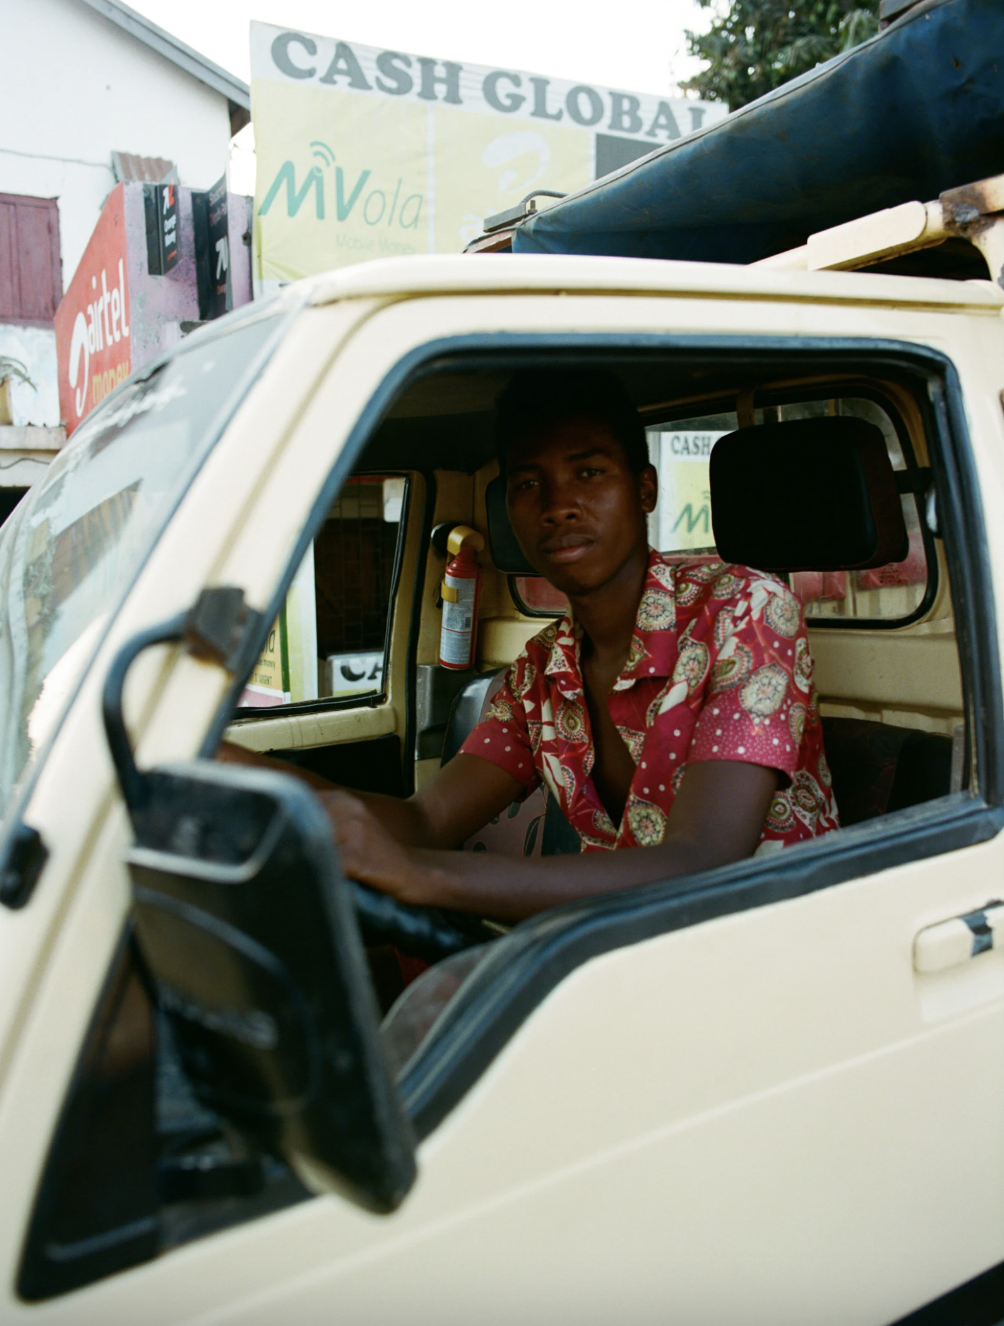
{"left": 103, "top": 588, "right": 265, "bottom": 818}
{"left": 102, "top": 615, "right": 187, "bottom": 816}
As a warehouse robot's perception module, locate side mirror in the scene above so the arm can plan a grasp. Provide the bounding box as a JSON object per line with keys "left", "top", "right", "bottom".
{"left": 100, "top": 595, "right": 416, "bottom": 1213}
{"left": 127, "top": 758, "right": 416, "bottom": 1212}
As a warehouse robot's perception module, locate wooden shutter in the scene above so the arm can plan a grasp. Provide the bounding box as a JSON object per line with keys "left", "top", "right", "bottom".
{"left": 0, "top": 194, "right": 62, "bottom": 325}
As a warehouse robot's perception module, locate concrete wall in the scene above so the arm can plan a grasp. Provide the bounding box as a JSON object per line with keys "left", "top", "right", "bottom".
{"left": 0, "top": 0, "right": 233, "bottom": 290}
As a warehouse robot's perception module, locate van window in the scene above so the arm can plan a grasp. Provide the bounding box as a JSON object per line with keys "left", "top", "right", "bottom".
{"left": 647, "top": 397, "right": 931, "bottom": 626}
{"left": 511, "top": 396, "right": 931, "bottom": 626}
{"left": 238, "top": 474, "right": 407, "bottom": 709}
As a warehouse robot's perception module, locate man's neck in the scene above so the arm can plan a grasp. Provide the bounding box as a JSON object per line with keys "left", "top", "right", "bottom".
{"left": 568, "top": 543, "right": 650, "bottom": 673}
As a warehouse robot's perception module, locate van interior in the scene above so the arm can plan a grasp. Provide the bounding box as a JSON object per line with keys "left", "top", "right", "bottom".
{"left": 226, "top": 350, "right": 962, "bottom": 893}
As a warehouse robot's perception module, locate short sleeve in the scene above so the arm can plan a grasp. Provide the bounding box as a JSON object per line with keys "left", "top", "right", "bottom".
{"left": 459, "top": 655, "right": 539, "bottom": 789}
{"left": 689, "top": 578, "right": 809, "bottom": 778}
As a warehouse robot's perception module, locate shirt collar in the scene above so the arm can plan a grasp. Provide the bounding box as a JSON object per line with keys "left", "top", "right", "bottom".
{"left": 542, "top": 550, "right": 679, "bottom": 697}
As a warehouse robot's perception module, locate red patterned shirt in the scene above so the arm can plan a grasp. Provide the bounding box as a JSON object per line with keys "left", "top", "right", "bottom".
{"left": 460, "top": 550, "right": 840, "bottom": 853}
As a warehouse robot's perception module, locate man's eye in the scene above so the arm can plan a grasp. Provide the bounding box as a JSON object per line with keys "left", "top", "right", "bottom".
{"left": 511, "top": 478, "right": 538, "bottom": 492}
{"left": 580, "top": 467, "right": 604, "bottom": 479}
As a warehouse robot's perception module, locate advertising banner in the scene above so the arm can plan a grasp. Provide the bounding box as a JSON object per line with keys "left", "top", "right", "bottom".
{"left": 650, "top": 428, "right": 725, "bottom": 553}
{"left": 250, "top": 22, "right": 725, "bottom": 287}
{"left": 54, "top": 184, "right": 132, "bottom": 435}
{"left": 55, "top": 182, "right": 254, "bottom": 436}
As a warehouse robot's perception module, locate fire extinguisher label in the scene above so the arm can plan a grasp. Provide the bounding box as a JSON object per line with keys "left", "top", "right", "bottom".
{"left": 441, "top": 573, "right": 477, "bottom": 666}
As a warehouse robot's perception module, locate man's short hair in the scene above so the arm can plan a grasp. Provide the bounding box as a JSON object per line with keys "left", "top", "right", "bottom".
{"left": 495, "top": 369, "right": 649, "bottom": 476}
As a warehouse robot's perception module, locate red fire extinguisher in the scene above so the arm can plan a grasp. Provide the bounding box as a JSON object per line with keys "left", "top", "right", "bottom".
{"left": 440, "top": 525, "right": 484, "bottom": 670}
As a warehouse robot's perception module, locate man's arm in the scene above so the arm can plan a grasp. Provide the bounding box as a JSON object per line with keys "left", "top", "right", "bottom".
{"left": 327, "top": 759, "right": 778, "bottom": 922}
{"left": 218, "top": 740, "right": 523, "bottom": 850}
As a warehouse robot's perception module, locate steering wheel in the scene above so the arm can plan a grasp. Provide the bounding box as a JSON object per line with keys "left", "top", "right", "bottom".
{"left": 350, "top": 881, "right": 501, "bottom": 965}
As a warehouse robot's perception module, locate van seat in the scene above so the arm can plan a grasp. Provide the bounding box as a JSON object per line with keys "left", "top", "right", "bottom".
{"left": 442, "top": 670, "right": 579, "bottom": 856}
{"left": 821, "top": 717, "right": 953, "bottom": 826}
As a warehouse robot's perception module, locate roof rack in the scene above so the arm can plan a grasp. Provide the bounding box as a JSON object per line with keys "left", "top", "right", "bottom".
{"left": 754, "top": 173, "right": 1004, "bottom": 285}
{"left": 464, "top": 191, "right": 566, "bottom": 254}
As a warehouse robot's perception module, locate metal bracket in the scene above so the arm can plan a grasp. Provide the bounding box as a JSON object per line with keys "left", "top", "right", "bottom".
{"left": 483, "top": 190, "right": 567, "bottom": 234}
{"left": 894, "top": 466, "right": 933, "bottom": 495}
{"left": 183, "top": 586, "right": 264, "bottom": 676}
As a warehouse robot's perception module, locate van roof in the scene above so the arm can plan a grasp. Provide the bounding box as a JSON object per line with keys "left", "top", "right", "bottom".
{"left": 306, "top": 253, "right": 1004, "bottom": 314}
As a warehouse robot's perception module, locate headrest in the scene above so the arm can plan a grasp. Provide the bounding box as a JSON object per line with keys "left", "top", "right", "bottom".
{"left": 485, "top": 474, "right": 536, "bottom": 574}
{"left": 710, "top": 418, "right": 908, "bottom": 572}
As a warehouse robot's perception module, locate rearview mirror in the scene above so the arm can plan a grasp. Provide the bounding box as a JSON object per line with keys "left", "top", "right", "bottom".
{"left": 126, "top": 758, "right": 416, "bottom": 1212}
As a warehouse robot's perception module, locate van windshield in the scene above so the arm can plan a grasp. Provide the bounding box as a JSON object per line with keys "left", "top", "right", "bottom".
{"left": 0, "top": 312, "right": 282, "bottom": 810}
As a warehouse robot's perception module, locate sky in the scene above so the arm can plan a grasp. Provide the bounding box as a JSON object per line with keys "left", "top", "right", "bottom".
{"left": 126, "top": 0, "right": 714, "bottom": 98}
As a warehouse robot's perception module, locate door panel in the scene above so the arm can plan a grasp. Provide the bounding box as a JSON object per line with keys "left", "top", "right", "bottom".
{"left": 34, "top": 833, "right": 1002, "bottom": 1326}
{"left": 270, "top": 733, "right": 405, "bottom": 797}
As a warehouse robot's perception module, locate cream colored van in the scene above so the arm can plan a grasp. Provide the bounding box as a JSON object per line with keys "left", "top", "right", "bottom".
{"left": 1, "top": 245, "right": 1004, "bottom": 1326}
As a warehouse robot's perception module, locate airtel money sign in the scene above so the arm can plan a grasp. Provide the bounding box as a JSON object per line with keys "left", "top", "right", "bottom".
{"left": 55, "top": 184, "right": 132, "bottom": 435}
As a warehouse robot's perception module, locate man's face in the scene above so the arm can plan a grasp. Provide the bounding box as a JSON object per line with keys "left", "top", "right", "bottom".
{"left": 505, "top": 414, "right": 657, "bottom": 597}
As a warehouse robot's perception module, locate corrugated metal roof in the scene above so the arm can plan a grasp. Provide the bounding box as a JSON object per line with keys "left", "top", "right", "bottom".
{"left": 75, "top": 0, "right": 250, "bottom": 109}
{"left": 111, "top": 151, "right": 175, "bottom": 183}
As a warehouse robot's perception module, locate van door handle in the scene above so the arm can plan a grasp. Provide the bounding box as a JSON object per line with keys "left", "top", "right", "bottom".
{"left": 914, "top": 901, "right": 1004, "bottom": 972}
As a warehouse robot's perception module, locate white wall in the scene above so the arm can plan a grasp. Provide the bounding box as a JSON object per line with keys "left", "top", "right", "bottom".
{"left": 0, "top": 0, "right": 233, "bottom": 289}
{"left": 0, "top": 326, "right": 60, "bottom": 427}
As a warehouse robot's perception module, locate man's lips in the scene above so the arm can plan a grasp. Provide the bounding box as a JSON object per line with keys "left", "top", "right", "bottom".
{"left": 538, "top": 533, "right": 596, "bottom": 564}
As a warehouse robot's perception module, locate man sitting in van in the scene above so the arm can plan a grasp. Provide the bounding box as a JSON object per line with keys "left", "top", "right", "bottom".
{"left": 224, "top": 371, "right": 839, "bottom": 920}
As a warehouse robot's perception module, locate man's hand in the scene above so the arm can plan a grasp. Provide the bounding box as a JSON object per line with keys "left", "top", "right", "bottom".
{"left": 320, "top": 789, "right": 426, "bottom": 903}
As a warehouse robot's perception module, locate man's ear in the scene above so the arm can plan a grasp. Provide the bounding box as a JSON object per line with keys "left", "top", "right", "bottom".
{"left": 639, "top": 463, "right": 658, "bottom": 514}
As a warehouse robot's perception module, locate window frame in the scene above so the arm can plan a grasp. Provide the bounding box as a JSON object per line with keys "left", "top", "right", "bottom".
{"left": 0, "top": 192, "right": 62, "bottom": 327}
{"left": 507, "top": 572, "right": 568, "bottom": 620}
{"left": 643, "top": 382, "right": 939, "bottom": 630}
{"left": 229, "top": 469, "right": 417, "bottom": 721}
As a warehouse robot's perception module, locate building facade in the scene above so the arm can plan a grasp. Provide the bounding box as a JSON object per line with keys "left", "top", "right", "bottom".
{"left": 0, "top": 0, "right": 248, "bottom": 493}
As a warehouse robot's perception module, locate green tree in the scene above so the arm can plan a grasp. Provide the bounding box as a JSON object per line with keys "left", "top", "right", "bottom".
{"left": 682, "top": 0, "right": 880, "bottom": 109}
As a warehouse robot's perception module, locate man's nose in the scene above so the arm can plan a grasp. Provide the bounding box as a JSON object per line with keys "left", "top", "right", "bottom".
{"left": 539, "top": 479, "right": 581, "bottom": 524}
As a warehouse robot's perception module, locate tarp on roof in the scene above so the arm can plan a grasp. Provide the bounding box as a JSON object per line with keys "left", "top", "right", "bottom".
{"left": 512, "top": 0, "right": 1004, "bottom": 264}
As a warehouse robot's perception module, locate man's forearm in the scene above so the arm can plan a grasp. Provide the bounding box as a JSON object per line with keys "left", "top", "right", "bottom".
{"left": 217, "top": 740, "right": 444, "bottom": 848}
{"left": 396, "top": 834, "right": 715, "bottom": 922}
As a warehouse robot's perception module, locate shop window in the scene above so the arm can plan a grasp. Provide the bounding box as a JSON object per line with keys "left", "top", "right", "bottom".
{"left": 238, "top": 475, "right": 407, "bottom": 709}
{"left": 0, "top": 194, "right": 62, "bottom": 327}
